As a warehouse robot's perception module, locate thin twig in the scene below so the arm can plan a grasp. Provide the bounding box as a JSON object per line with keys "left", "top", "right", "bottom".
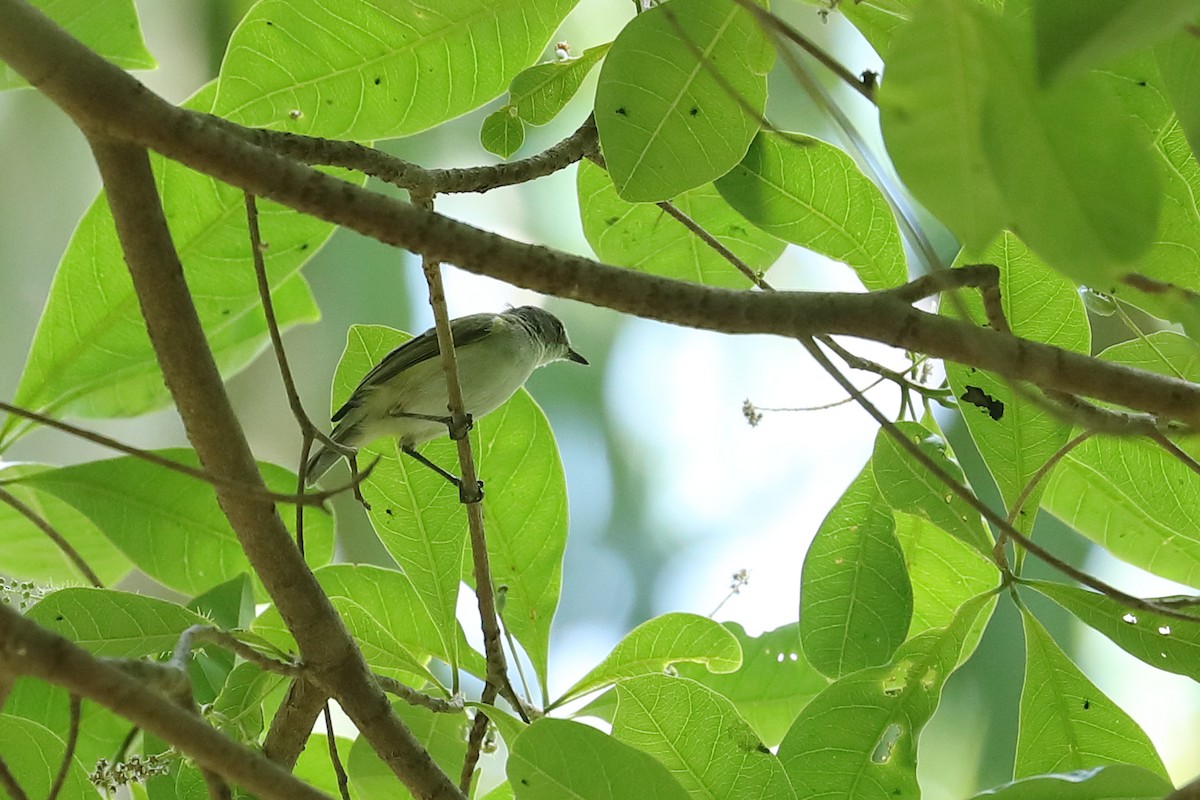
{"left": 171, "top": 624, "right": 303, "bottom": 678}
{"left": 0, "top": 400, "right": 344, "bottom": 508}
{"left": 412, "top": 190, "right": 527, "bottom": 719}
{"left": 0, "top": 485, "right": 102, "bottom": 587}
{"left": 46, "top": 695, "right": 81, "bottom": 800}
{"left": 0, "top": 758, "right": 30, "bottom": 800}
{"left": 322, "top": 704, "right": 352, "bottom": 800}
{"left": 221, "top": 114, "right": 598, "bottom": 196}
{"left": 374, "top": 675, "right": 464, "bottom": 713}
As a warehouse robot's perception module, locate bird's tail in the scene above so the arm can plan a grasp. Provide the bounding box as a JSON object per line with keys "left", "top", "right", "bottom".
{"left": 304, "top": 424, "right": 357, "bottom": 486}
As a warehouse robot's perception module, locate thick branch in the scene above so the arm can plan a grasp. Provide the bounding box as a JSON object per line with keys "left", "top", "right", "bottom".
{"left": 0, "top": 603, "right": 330, "bottom": 800}
{"left": 88, "top": 137, "right": 461, "bottom": 799}
{"left": 2, "top": 0, "right": 1199, "bottom": 425}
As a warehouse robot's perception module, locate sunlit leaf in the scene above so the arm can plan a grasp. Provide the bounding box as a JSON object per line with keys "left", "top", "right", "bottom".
{"left": 595, "top": 0, "right": 773, "bottom": 201}
{"left": 1016, "top": 606, "right": 1167, "bottom": 779}
{"left": 214, "top": 0, "right": 580, "bottom": 140}
{"left": 613, "top": 675, "right": 796, "bottom": 799}
{"left": 802, "top": 464, "right": 912, "bottom": 679}
{"left": 577, "top": 159, "right": 784, "bottom": 288}
{"left": 509, "top": 718, "right": 689, "bottom": 800}
{"left": 554, "top": 612, "right": 741, "bottom": 707}
{"left": 716, "top": 131, "right": 906, "bottom": 290}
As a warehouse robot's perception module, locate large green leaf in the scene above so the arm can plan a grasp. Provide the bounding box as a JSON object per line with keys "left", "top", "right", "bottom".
{"left": 612, "top": 675, "right": 796, "bottom": 799}
{"left": 880, "top": 0, "right": 1162, "bottom": 282}
{"left": 801, "top": 465, "right": 912, "bottom": 680}
{"left": 1016, "top": 606, "right": 1167, "bottom": 779}
{"left": 21, "top": 450, "right": 332, "bottom": 597}
{"left": 0, "top": 83, "right": 331, "bottom": 445}
{"left": 1043, "top": 333, "right": 1200, "bottom": 588}
{"left": 333, "top": 324, "right": 570, "bottom": 696}
{"left": 554, "top": 612, "right": 741, "bottom": 707}
{"left": 509, "top": 718, "right": 689, "bottom": 800}
{"left": 26, "top": 587, "right": 206, "bottom": 659}
{"left": 0, "top": 715, "right": 98, "bottom": 799}
{"left": 942, "top": 232, "right": 1089, "bottom": 523}
{"left": 213, "top": 0, "right": 579, "bottom": 140}
{"left": 675, "top": 622, "right": 829, "bottom": 748}
{"left": 1032, "top": 0, "right": 1199, "bottom": 83}
{"left": 0, "top": 0, "right": 154, "bottom": 90}
{"left": 878, "top": 0, "right": 1008, "bottom": 252}
{"left": 577, "top": 159, "right": 784, "bottom": 288}
{"left": 595, "top": 0, "right": 773, "bottom": 201}
{"left": 1027, "top": 578, "right": 1200, "bottom": 683}
{"left": 779, "top": 593, "right": 993, "bottom": 799}
{"left": 0, "top": 464, "right": 130, "bottom": 585}
{"left": 980, "top": 14, "right": 1161, "bottom": 288}
{"left": 715, "top": 131, "right": 907, "bottom": 290}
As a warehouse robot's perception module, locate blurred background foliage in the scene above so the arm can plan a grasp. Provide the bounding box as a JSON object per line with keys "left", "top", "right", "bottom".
{"left": 1, "top": 0, "right": 1198, "bottom": 794}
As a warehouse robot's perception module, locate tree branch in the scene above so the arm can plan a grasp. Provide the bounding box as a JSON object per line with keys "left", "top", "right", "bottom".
{"left": 87, "top": 137, "right": 462, "bottom": 799}
{"left": 2, "top": 0, "right": 1198, "bottom": 426}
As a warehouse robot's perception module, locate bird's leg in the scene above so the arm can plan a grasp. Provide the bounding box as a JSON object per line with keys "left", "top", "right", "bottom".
{"left": 392, "top": 410, "right": 475, "bottom": 439}
{"left": 401, "top": 445, "right": 485, "bottom": 503}
{"left": 348, "top": 453, "right": 371, "bottom": 511}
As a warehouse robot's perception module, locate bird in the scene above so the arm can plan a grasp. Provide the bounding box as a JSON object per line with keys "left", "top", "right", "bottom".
{"left": 305, "top": 305, "right": 587, "bottom": 487}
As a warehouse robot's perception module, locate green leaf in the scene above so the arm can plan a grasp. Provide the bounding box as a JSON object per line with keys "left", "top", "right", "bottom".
{"left": 612, "top": 675, "right": 796, "bottom": 799}
{"left": 1027, "top": 578, "right": 1200, "bottom": 683}
{"left": 208, "top": 661, "right": 287, "bottom": 743}
{"left": 595, "top": 0, "right": 773, "bottom": 201}
{"left": 213, "top": 0, "right": 579, "bottom": 139}
{"left": 872, "top": 422, "right": 993, "bottom": 554}
{"left": 967, "top": 764, "right": 1174, "bottom": 800}
{"left": 878, "top": 0, "right": 1008, "bottom": 252}
{"left": 1016, "top": 606, "right": 1168, "bottom": 779}
{"left": 0, "top": 465, "right": 131, "bottom": 585}
{"left": 1043, "top": 332, "right": 1200, "bottom": 588}
{"left": 509, "top": 718, "right": 689, "bottom": 800}
{"left": 554, "top": 612, "right": 742, "bottom": 707}
{"left": 0, "top": 0, "right": 154, "bottom": 90}
{"left": 801, "top": 464, "right": 912, "bottom": 679}
{"left": 26, "top": 587, "right": 206, "bottom": 658}
{"left": 348, "top": 701, "right": 469, "bottom": 800}
{"left": 1033, "top": 0, "right": 1199, "bottom": 83}
{"left": 21, "top": 450, "right": 332, "bottom": 597}
{"left": 252, "top": 564, "right": 483, "bottom": 688}
{"left": 892, "top": 512, "right": 999, "bottom": 653}
{"left": 980, "top": 16, "right": 1161, "bottom": 287}
{"left": 778, "top": 593, "right": 993, "bottom": 799}
{"left": 577, "top": 159, "right": 785, "bottom": 288}
{"left": 0, "top": 82, "right": 331, "bottom": 444}
{"left": 1157, "top": 26, "right": 1200, "bottom": 162}
{"left": 0, "top": 715, "right": 98, "bottom": 798}
{"left": 510, "top": 43, "right": 611, "bottom": 125}
{"left": 942, "top": 232, "right": 1089, "bottom": 524}
{"left": 675, "top": 622, "right": 830, "bottom": 748}
{"left": 481, "top": 107, "right": 526, "bottom": 158}
{"left": 715, "top": 131, "right": 907, "bottom": 290}
{"left": 880, "top": 1, "right": 1163, "bottom": 280}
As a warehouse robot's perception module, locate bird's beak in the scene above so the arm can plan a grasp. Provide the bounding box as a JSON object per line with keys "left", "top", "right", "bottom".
{"left": 566, "top": 348, "right": 589, "bottom": 366}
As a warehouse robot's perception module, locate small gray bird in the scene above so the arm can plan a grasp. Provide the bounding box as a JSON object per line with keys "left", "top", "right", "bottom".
{"left": 306, "top": 306, "right": 587, "bottom": 485}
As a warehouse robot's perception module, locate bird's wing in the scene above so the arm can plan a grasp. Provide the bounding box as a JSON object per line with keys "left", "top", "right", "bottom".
{"left": 331, "top": 313, "right": 498, "bottom": 422}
